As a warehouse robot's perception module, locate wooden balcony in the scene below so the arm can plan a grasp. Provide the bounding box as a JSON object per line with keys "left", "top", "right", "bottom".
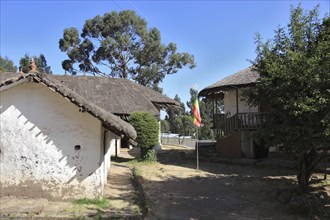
{"left": 213, "top": 112, "right": 267, "bottom": 139}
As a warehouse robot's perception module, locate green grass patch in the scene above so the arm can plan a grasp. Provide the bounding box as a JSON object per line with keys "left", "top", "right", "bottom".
{"left": 126, "top": 158, "right": 157, "bottom": 167}
{"left": 9, "top": 213, "right": 16, "bottom": 219}
{"left": 73, "top": 198, "right": 111, "bottom": 209}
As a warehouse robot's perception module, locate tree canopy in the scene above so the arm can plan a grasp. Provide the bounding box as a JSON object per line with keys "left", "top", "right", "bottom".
{"left": 162, "top": 91, "right": 215, "bottom": 140}
{"left": 247, "top": 4, "right": 330, "bottom": 190}
{"left": 59, "top": 10, "right": 195, "bottom": 87}
{"left": 19, "top": 54, "right": 52, "bottom": 74}
{"left": 0, "top": 56, "right": 17, "bottom": 72}
{"left": 175, "top": 114, "right": 194, "bottom": 137}
{"left": 165, "top": 94, "right": 186, "bottom": 134}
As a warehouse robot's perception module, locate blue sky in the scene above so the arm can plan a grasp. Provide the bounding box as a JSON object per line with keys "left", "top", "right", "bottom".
{"left": 1, "top": 0, "right": 329, "bottom": 110}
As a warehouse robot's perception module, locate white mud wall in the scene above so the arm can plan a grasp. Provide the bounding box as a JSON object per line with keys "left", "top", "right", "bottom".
{"left": 0, "top": 82, "right": 105, "bottom": 200}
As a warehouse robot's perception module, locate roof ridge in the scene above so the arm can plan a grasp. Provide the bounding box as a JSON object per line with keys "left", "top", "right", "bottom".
{"left": 199, "top": 66, "right": 259, "bottom": 97}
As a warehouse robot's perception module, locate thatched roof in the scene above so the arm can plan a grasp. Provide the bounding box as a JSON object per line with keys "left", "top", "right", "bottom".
{"left": 45, "top": 74, "right": 181, "bottom": 116}
{"left": 1, "top": 73, "right": 180, "bottom": 116}
{"left": 0, "top": 72, "right": 137, "bottom": 140}
{"left": 199, "top": 67, "right": 259, "bottom": 97}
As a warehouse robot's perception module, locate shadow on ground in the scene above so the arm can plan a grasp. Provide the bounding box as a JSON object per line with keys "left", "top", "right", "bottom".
{"left": 124, "top": 145, "right": 329, "bottom": 219}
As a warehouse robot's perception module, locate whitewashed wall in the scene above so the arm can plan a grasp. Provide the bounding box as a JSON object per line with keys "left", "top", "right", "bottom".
{"left": 223, "top": 89, "right": 258, "bottom": 115}
{"left": 0, "top": 82, "right": 107, "bottom": 200}
{"left": 155, "top": 120, "right": 162, "bottom": 150}
{"left": 109, "top": 131, "right": 121, "bottom": 157}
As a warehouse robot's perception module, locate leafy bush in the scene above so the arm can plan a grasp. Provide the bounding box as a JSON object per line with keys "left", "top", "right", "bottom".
{"left": 130, "top": 111, "right": 159, "bottom": 161}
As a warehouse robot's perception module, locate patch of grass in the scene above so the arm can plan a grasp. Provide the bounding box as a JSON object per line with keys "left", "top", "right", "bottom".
{"left": 133, "top": 205, "right": 142, "bottom": 216}
{"left": 92, "top": 210, "right": 103, "bottom": 220}
{"left": 9, "top": 213, "right": 16, "bottom": 219}
{"left": 131, "top": 168, "right": 149, "bottom": 218}
{"left": 74, "top": 215, "right": 87, "bottom": 220}
{"left": 27, "top": 212, "right": 37, "bottom": 218}
{"left": 125, "top": 159, "right": 157, "bottom": 172}
{"left": 133, "top": 191, "right": 142, "bottom": 215}
{"left": 125, "top": 159, "right": 140, "bottom": 166}
{"left": 74, "top": 198, "right": 111, "bottom": 209}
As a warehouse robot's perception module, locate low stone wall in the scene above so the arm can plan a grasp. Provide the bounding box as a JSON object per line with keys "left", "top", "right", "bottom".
{"left": 161, "top": 138, "right": 216, "bottom": 151}
{"left": 161, "top": 137, "right": 197, "bottom": 148}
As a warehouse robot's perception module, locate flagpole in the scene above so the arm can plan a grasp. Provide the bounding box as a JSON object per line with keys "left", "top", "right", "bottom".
{"left": 196, "top": 127, "right": 199, "bottom": 170}
{"left": 192, "top": 83, "right": 200, "bottom": 171}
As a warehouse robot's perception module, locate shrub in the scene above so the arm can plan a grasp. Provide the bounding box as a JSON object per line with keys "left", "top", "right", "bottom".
{"left": 130, "top": 111, "right": 159, "bottom": 161}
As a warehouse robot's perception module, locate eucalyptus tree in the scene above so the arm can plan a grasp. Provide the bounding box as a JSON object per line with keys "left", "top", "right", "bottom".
{"left": 59, "top": 10, "right": 195, "bottom": 87}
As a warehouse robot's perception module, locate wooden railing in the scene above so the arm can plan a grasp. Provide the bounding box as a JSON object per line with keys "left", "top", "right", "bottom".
{"left": 214, "top": 112, "right": 267, "bottom": 139}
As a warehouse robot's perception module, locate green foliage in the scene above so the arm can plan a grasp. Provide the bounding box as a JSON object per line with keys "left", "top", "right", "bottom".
{"left": 186, "top": 88, "right": 198, "bottom": 115}
{"left": 130, "top": 111, "right": 159, "bottom": 148}
{"left": 140, "top": 148, "right": 157, "bottom": 162}
{"left": 246, "top": 4, "right": 330, "bottom": 189}
{"left": 199, "top": 123, "right": 214, "bottom": 140}
{"left": 160, "top": 119, "right": 170, "bottom": 133}
{"left": 165, "top": 94, "right": 186, "bottom": 133}
{"left": 164, "top": 91, "right": 215, "bottom": 140}
{"left": 0, "top": 56, "right": 17, "bottom": 72}
{"left": 152, "top": 83, "right": 163, "bottom": 93}
{"left": 175, "top": 115, "right": 194, "bottom": 136}
{"left": 59, "top": 10, "right": 195, "bottom": 87}
{"left": 130, "top": 111, "right": 159, "bottom": 161}
{"left": 19, "top": 54, "right": 52, "bottom": 74}
{"left": 248, "top": 4, "right": 329, "bottom": 152}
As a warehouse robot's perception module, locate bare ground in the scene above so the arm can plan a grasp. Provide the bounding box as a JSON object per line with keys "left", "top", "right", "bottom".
{"left": 0, "top": 158, "right": 141, "bottom": 219}
{"left": 125, "top": 145, "right": 330, "bottom": 220}
{"left": 1, "top": 146, "right": 328, "bottom": 219}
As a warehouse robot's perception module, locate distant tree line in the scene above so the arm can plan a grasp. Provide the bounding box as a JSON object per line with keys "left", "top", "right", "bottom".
{"left": 0, "top": 54, "right": 52, "bottom": 74}
{"left": 161, "top": 90, "right": 215, "bottom": 140}
{"left": 0, "top": 56, "right": 17, "bottom": 72}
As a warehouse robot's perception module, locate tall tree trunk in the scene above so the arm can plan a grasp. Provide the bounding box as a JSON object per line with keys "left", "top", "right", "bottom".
{"left": 297, "top": 147, "right": 329, "bottom": 192}
{"left": 297, "top": 151, "right": 311, "bottom": 191}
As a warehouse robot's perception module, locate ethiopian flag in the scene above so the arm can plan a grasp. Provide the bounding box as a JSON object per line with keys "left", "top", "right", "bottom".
{"left": 193, "top": 97, "right": 202, "bottom": 127}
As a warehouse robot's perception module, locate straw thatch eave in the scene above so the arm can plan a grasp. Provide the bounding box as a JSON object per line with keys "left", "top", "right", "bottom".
{"left": 0, "top": 73, "right": 137, "bottom": 140}
{"left": 199, "top": 67, "right": 259, "bottom": 98}
{"left": 0, "top": 72, "right": 30, "bottom": 87}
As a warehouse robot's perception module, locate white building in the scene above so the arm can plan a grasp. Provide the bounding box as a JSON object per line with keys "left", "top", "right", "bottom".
{"left": 199, "top": 67, "right": 270, "bottom": 159}
{"left": 0, "top": 71, "right": 136, "bottom": 200}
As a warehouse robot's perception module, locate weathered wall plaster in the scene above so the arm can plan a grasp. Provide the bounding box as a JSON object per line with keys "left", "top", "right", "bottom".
{"left": 223, "top": 89, "right": 258, "bottom": 115}
{"left": 0, "top": 82, "right": 111, "bottom": 200}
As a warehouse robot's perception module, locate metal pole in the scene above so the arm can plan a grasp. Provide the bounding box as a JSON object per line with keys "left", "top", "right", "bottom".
{"left": 196, "top": 127, "right": 199, "bottom": 170}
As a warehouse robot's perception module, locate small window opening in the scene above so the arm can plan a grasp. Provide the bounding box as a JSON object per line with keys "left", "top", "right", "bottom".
{"left": 75, "top": 145, "right": 81, "bottom": 150}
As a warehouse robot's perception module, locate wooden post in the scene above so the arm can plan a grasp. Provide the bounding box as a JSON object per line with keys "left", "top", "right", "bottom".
{"left": 196, "top": 128, "right": 199, "bottom": 171}
{"left": 236, "top": 88, "right": 239, "bottom": 114}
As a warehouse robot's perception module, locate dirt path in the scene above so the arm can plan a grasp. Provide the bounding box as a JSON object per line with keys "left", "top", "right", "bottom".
{"left": 103, "top": 162, "right": 141, "bottom": 218}
{"left": 131, "top": 146, "right": 312, "bottom": 220}
{"left": 1, "top": 147, "right": 327, "bottom": 219}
